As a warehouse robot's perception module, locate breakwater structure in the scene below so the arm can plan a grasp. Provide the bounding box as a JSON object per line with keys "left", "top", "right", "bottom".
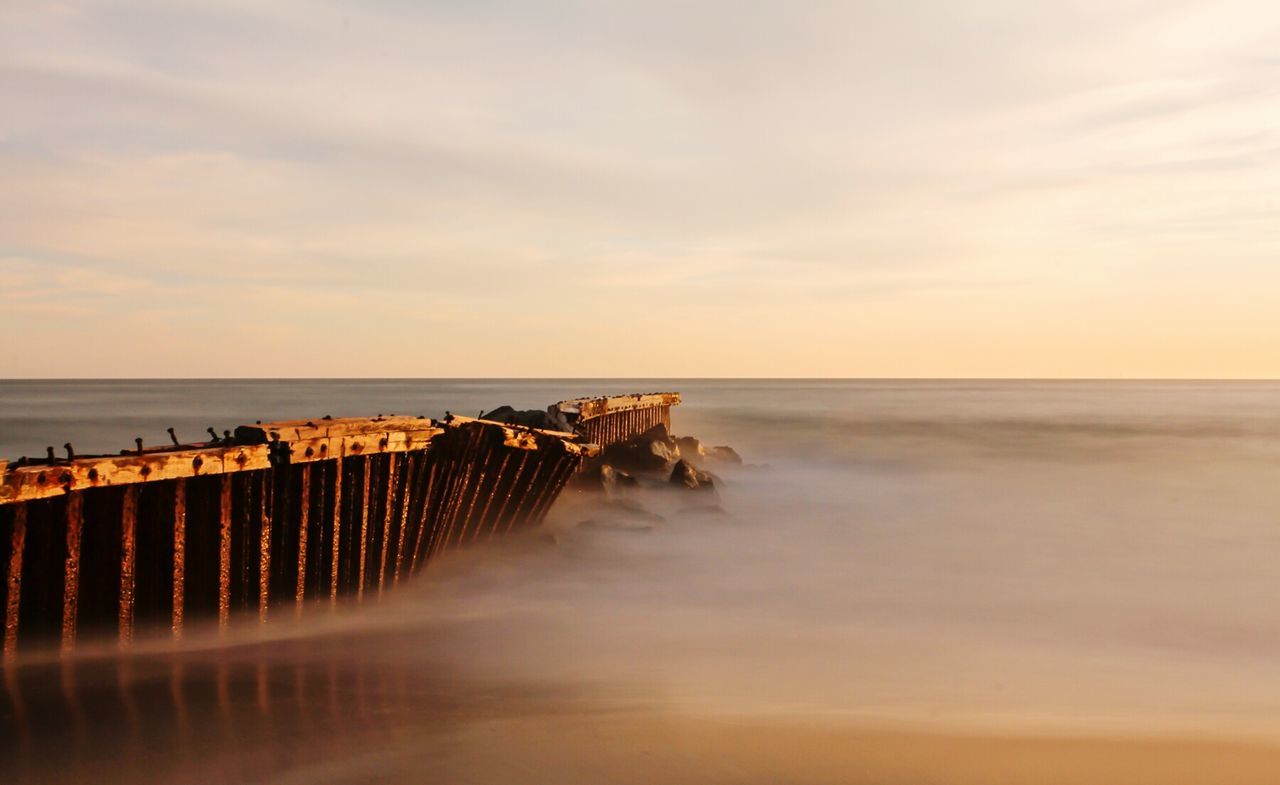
{"left": 0, "top": 392, "right": 680, "bottom": 660}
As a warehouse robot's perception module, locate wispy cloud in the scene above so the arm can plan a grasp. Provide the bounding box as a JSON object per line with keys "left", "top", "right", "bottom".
{"left": 2, "top": 0, "right": 1279, "bottom": 376}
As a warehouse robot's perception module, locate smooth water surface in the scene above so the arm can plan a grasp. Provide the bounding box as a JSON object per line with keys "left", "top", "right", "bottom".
{"left": 5, "top": 379, "right": 1280, "bottom": 783}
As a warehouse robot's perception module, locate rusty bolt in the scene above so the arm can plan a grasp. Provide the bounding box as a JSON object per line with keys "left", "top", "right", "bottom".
{"left": 193, "top": 457, "right": 203, "bottom": 470}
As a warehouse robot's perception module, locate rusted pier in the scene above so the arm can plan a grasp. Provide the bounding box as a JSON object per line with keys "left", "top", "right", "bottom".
{"left": 551, "top": 392, "right": 680, "bottom": 449}
{"left": 0, "top": 413, "right": 600, "bottom": 659}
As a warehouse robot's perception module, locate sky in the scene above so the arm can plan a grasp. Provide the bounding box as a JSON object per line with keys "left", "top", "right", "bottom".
{"left": 1, "top": 0, "right": 1278, "bottom": 378}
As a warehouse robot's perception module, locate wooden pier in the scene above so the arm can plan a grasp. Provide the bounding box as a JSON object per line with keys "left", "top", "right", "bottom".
{"left": 0, "top": 394, "right": 673, "bottom": 660}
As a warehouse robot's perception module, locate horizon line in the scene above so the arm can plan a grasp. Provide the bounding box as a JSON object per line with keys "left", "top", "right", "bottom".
{"left": 3, "top": 377, "right": 1280, "bottom": 383}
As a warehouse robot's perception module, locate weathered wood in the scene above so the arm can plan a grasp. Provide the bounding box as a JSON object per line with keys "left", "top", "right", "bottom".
{"left": 4, "top": 504, "right": 25, "bottom": 661}
{"left": 0, "top": 446, "right": 271, "bottom": 505}
{"left": 257, "top": 473, "right": 270, "bottom": 623}
{"left": 62, "top": 493, "right": 83, "bottom": 654}
{"left": 357, "top": 456, "right": 370, "bottom": 601}
{"left": 173, "top": 479, "right": 186, "bottom": 638}
{"left": 552, "top": 392, "right": 681, "bottom": 422}
{"left": 119, "top": 485, "right": 139, "bottom": 646}
{"left": 296, "top": 465, "right": 311, "bottom": 613}
{"left": 378, "top": 454, "right": 398, "bottom": 597}
{"left": 0, "top": 393, "right": 670, "bottom": 656}
{"left": 219, "top": 475, "right": 232, "bottom": 631}
{"left": 330, "top": 457, "right": 343, "bottom": 604}
{"left": 235, "top": 416, "right": 439, "bottom": 444}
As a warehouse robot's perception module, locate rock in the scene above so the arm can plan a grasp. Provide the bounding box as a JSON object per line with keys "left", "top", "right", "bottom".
{"left": 669, "top": 459, "right": 716, "bottom": 491}
{"left": 600, "top": 464, "right": 639, "bottom": 495}
{"left": 707, "top": 445, "right": 742, "bottom": 464}
{"left": 602, "top": 425, "right": 679, "bottom": 473}
{"left": 675, "top": 436, "right": 706, "bottom": 462}
{"left": 479, "top": 406, "right": 568, "bottom": 431}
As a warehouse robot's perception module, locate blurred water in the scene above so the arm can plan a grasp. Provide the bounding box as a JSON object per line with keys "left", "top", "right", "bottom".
{"left": 5, "top": 379, "right": 1280, "bottom": 783}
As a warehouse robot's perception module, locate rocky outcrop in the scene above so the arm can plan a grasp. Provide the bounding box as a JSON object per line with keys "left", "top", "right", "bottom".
{"left": 601, "top": 423, "right": 679, "bottom": 473}
{"left": 479, "top": 406, "right": 574, "bottom": 432}
{"left": 575, "top": 421, "right": 738, "bottom": 498}
{"left": 669, "top": 459, "right": 716, "bottom": 491}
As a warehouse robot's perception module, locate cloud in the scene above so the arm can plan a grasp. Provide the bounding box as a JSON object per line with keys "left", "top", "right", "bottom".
{"left": 1, "top": 0, "right": 1279, "bottom": 376}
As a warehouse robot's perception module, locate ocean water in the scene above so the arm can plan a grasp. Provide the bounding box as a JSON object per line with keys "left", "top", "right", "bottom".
{"left": 5, "top": 379, "right": 1280, "bottom": 784}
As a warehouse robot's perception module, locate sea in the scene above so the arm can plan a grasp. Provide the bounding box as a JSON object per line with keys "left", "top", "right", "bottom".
{"left": 4, "top": 379, "right": 1280, "bottom": 784}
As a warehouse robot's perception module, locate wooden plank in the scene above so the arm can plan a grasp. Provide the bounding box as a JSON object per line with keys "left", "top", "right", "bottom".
{"left": 235, "top": 416, "right": 441, "bottom": 444}
{"left": 285, "top": 429, "right": 439, "bottom": 465}
{"left": 357, "top": 456, "right": 370, "bottom": 601}
{"left": 296, "top": 465, "right": 311, "bottom": 613}
{"left": 219, "top": 475, "right": 232, "bottom": 631}
{"left": 0, "top": 445, "right": 270, "bottom": 505}
{"left": 330, "top": 457, "right": 343, "bottom": 604}
{"left": 4, "top": 505, "right": 25, "bottom": 661}
{"left": 173, "top": 479, "right": 186, "bottom": 638}
{"left": 62, "top": 493, "right": 83, "bottom": 654}
{"left": 119, "top": 485, "right": 139, "bottom": 646}
{"left": 258, "top": 473, "right": 271, "bottom": 623}
{"left": 552, "top": 392, "right": 681, "bottom": 421}
{"left": 378, "top": 454, "right": 398, "bottom": 597}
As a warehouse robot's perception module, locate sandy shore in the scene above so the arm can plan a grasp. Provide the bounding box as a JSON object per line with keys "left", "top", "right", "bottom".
{"left": 389, "top": 713, "right": 1280, "bottom": 785}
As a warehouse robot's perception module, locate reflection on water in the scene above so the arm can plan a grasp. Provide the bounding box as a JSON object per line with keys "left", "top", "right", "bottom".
{"left": 2, "top": 613, "right": 625, "bottom": 785}
{"left": 6, "top": 380, "right": 1280, "bottom": 783}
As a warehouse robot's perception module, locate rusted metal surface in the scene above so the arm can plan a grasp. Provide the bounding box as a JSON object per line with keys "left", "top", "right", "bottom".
{"left": 0, "top": 396, "right": 663, "bottom": 657}
{"left": 378, "top": 454, "right": 397, "bottom": 597}
{"left": 257, "top": 473, "right": 270, "bottom": 623}
{"left": 4, "top": 505, "right": 25, "bottom": 661}
{"left": 118, "top": 485, "right": 138, "bottom": 647}
{"left": 296, "top": 464, "right": 312, "bottom": 613}
{"left": 61, "top": 493, "right": 83, "bottom": 655}
{"left": 219, "top": 475, "right": 232, "bottom": 631}
{"left": 0, "top": 445, "right": 271, "bottom": 506}
{"left": 330, "top": 457, "right": 343, "bottom": 605}
{"left": 357, "top": 458, "right": 370, "bottom": 602}
{"left": 173, "top": 479, "right": 186, "bottom": 637}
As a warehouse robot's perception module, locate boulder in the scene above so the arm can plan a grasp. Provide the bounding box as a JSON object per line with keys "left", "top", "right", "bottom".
{"left": 669, "top": 459, "right": 716, "bottom": 491}
{"left": 600, "top": 464, "right": 639, "bottom": 496}
{"left": 639, "top": 423, "right": 677, "bottom": 449}
{"left": 675, "top": 436, "right": 706, "bottom": 462}
{"left": 480, "top": 406, "right": 566, "bottom": 431}
{"left": 602, "top": 425, "right": 679, "bottom": 473}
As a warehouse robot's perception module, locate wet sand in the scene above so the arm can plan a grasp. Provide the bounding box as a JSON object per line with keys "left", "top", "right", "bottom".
{"left": 424, "top": 714, "right": 1280, "bottom": 785}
